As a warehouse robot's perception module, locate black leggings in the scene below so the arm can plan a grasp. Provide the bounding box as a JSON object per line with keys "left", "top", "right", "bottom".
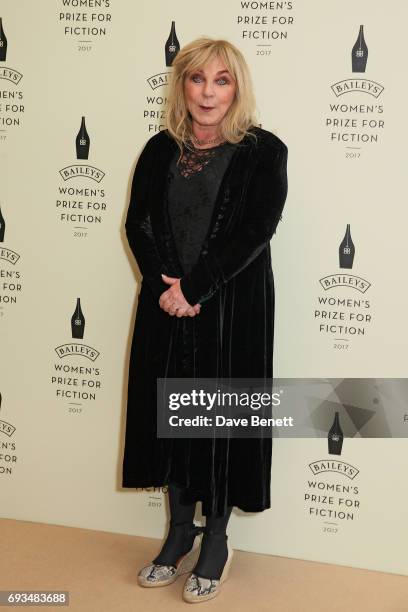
{"left": 153, "top": 482, "right": 233, "bottom": 579}
{"left": 168, "top": 481, "right": 233, "bottom": 528}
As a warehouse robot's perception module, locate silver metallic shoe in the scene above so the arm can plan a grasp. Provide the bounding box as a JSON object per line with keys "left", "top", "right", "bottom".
{"left": 182, "top": 538, "right": 233, "bottom": 603}
{"left": 137, "top": 523, "right": 204, "bottom": 588}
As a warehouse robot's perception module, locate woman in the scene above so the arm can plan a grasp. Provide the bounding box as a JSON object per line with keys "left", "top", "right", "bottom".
{"left": 122, "top": 37, "right": 288, "bottom": 603}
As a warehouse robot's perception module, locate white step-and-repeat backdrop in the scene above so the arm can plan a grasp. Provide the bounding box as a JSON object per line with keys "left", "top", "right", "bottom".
{"left": 1, "top": 0, "right": 407, "bottom": 577}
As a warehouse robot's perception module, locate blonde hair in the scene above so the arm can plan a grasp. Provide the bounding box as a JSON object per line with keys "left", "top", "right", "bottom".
{"left": 165, "top": 37, "right": 259, "bottom": 157}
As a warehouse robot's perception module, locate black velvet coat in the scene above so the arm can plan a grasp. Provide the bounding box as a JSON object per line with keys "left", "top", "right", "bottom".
{"left": 122, "top": 126, "right": 288, "bottom": 517}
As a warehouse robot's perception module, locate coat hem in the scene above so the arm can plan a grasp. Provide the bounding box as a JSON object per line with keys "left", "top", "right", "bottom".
{"left": 121, "top": 478, "right": 270, "bottom": 514}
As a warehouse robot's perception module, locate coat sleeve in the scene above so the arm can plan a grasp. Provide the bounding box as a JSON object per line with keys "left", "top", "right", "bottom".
{"left": 125, "top": 138, "right": 169, "bottom": 299}
{"left": 179, "top": 142, "right": 288, "bottom": 306}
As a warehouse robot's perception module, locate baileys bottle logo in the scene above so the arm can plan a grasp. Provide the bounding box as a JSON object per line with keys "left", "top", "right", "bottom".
{"left": 76, "top": 116, "right": 90, "bottom": 160}
{"left": 55, "top": 297, "right": 99, "bottom": 361}
{"left": 351, "top": 25, "right": 368, "bottom": 73}
{"left": 164, "top": 20, "right": 180, "bottom": 67}
{"left": 0, "top": 17, "right": 7, "bottom": 62}
{"left": 59, "top": 115, "right": 105, "bottom": 183}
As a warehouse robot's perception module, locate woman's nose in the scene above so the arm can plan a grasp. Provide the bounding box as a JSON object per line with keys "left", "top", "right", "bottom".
{"left": 202, "top": 80, "right": 215, "bottom": 97}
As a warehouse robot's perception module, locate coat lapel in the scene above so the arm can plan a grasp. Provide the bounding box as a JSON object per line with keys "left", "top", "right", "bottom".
{"left": 151, "top": 130, "right": 258, "bottom": 277}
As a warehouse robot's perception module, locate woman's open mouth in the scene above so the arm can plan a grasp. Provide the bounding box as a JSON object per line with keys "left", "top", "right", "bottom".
{"left": 199, "top": 105, "right": 215, "bottom": 111}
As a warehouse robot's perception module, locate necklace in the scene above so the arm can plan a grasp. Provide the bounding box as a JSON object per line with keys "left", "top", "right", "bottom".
{"left": 191, "top": 134, "right": 223, "bottom": 146}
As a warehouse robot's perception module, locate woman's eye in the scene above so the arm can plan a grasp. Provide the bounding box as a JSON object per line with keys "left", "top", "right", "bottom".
{"left": 190, "top": 75, "right": 229, "bottom": 85}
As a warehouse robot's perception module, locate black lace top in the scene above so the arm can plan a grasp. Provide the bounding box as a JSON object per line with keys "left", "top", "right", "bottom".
{"left": 166, "top": 140, "right": 237, "bottom": 275}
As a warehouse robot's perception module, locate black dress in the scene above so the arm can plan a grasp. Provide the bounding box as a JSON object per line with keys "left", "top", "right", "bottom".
{"left": 165, "top": 140, "right": 237, "bottom": 513}
{"left": 167, "top": 141, "right": 237, "bottom": 276}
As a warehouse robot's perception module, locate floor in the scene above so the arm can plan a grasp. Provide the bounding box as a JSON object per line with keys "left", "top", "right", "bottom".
{"left": 0, "top": 518, "right": 407, "bottom": 611}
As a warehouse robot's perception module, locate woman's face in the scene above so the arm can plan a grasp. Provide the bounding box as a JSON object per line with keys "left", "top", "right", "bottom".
{"left": 184, "top": 55, "right": 236, "bottom": 129}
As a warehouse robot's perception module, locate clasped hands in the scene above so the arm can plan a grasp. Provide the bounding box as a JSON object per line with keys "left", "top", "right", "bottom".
{"left": 159, "top": 273, "right": 201, "bottom": 317}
